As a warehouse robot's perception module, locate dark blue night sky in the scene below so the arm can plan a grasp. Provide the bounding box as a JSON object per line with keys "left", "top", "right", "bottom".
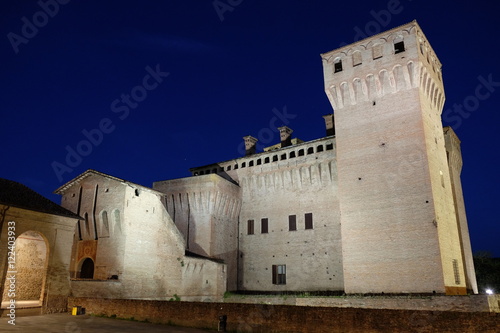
{"left": 1, "top": 0, "right": 499, "bottom": 256}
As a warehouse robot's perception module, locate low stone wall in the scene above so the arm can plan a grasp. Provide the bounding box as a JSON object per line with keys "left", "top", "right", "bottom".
{"left": 224, "top": 294, "right": 500, "bottom": 313}
{"left": 68, "top": 297, "right": 500, "bottom": 332}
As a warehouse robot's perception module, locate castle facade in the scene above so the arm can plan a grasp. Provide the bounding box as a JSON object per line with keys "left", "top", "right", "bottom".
{"left": 54, "top": 21, "right": 477, "bottom": 300}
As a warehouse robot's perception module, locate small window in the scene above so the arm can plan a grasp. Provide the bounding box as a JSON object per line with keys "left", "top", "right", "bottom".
{"left": 272, "top": 155, "right": 278, "bottom": 162}
{"left": 249, "top": 160, "right": 254, "bottom": 167}
{"left": 298, "top": 149, "right": 304, "bottom": 156}
{"left": 212, "top": 168, "right": 217, "bottom": 174}
{"left": 241, "top": 162, "right": 246, "bottom": 168}
{"left": 226, "top": 165, "right": 231, "bottom": 171}
{"left": 247, "top": 220, "right": 254, "bottom": 235}
{"left": 334, "top": 60, "right": 343, "bottom": 73}
{"left": 261, "top": 218, "right": 268, "bottom": 234}
{"left": 264, "top": 157, "right": 270, "bottom": 164}
{"left": 289, "top": 215, "right": 297, "bottom": 231}
{"left": 281, "top": 154, "right": 287, "bottom": 160}
{"left": 307, "top": 147, "right": 314, "bottom": 155}
{"left": 257, "top": 159, "right": 262, "bottom": 165}
{"left": 135, "top": 189, "right": 140, "bottom": 196}
{"left": 272, "top": 265, "right": 286, "bottom": 285}
{"left": 234, "top": 164, "right": 239, "bottom": 169}
{"left": 305, "top": 213, "right": 313, "bottom": 230}
{"left": 289, "top": 151, "right": 296, "bottom": 158}
{"left": 326, "top": 143, "right": 333, "bottom": 150}
{"left": 317, "top": 145, "right": 324, "bottom": 153}
{"left": 394, "top": 41, "right": 405, "bottom": 54}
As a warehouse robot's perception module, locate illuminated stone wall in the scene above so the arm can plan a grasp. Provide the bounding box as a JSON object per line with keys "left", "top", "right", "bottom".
{"left": 58, "top": 171, "right": 226, "bottom": 302}
{"left": 2, "top": 231, "right": 47, "bottom": 300}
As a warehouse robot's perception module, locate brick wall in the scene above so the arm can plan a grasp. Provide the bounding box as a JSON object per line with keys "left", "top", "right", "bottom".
{"left": 68, "top": 297, "right": 500, "bottom": 332}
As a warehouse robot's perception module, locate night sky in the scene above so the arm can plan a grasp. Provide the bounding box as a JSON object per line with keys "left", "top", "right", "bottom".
{"left": 1, "top": 1, "right": 499, "bottom": 256}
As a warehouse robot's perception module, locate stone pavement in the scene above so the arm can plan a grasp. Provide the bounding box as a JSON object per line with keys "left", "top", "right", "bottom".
{"left": 0, "top": 313, "right": 217, "bottom": 332}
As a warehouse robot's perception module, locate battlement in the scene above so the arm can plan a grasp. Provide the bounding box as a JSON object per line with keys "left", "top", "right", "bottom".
{"left": 321, "top": 21, "right": 444, "bottom": 112}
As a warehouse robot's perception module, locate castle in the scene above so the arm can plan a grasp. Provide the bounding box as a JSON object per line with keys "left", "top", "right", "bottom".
{"left": 1, "top": 21, "right": 478, "bottom": 312}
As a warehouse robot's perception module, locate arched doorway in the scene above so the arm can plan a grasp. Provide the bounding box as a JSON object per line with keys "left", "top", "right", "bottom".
{"left": 78, "top": 258, "right": 94, "bottom": 279}
{"left": 2, "top": 231, "right": 48, "bottom": 307}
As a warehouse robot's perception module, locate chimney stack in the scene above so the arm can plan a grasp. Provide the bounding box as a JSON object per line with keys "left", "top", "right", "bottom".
{"left": 243, "top": 135, "right": 258, "bottom": 156}
{"left": 278, "top": 126, "right": 293, "bottom": 148}
{"left": 322, "top": 114, "right": 335, "bottom": 137}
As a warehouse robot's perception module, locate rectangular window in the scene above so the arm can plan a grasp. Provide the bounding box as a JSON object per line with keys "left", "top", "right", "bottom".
{"left": 305, "top": 213, "right": 313, "bottom": 230}
{"left": 394, "top": 41, "right": 405, "bottom": 54}
{"left": 261, "top": 218, "right": 268, "bottom": 234}
{"left": 247, "top": 219, "right": 254, "bottom": 235}
{"left": 289, "top": 215, "right": 296, "bottom": 231}
{"left": 334, "top": 60, "right": 343, "bottom": 73}
{"left": 272, "top": 265, "right": 286, "bottom": 285}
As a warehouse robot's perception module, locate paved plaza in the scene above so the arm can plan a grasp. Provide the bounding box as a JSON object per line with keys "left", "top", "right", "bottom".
{"left": 0, "top": 313, "right": 216, "bottom": 332}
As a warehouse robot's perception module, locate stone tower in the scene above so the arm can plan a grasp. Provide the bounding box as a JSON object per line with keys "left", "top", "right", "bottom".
{"left": 322, "top": 21, "right": 470, "bottom": 294}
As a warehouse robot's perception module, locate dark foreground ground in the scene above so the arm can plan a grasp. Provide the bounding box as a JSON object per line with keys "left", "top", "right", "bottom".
{"left": 0, "top": 313, "right": 216, "bottom": 333}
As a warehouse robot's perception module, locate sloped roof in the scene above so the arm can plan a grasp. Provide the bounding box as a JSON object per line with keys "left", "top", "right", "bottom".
{"left": 0, "top": 178, "right": 80, "bottom": 219}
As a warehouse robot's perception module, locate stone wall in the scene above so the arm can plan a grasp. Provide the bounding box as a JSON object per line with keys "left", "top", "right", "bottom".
{"left": 68, "top": 297, "right": 500, "bottom": 332}
{"left": 2, "top": 231, "right": 46, "bottom": 300}
{"left": 224, "top": 294, "right": 500, "bottom": 313}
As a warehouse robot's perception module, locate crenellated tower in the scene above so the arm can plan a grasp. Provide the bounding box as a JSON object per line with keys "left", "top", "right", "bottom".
{"left": 322, "top": 21, "right": 470, "bottom": 294}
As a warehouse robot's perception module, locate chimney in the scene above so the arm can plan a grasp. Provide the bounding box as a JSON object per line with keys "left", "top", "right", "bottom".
{"left": 243, "top": 135, "right": 258, "bottom": 156}
{"left": 278, "top": 126, "right": 293, "bottom": 148}
{"left": 322, "top": 114, "right": 335, "bottom": 136}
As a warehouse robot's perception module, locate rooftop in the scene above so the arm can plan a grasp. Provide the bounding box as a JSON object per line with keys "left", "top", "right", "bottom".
{"left": 0, "top": 178, "right": 80, "bottom": 219}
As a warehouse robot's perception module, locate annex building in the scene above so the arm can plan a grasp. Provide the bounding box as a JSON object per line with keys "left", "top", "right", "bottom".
{"left": 0, "top": 21, "right": 478, "bottom": 311}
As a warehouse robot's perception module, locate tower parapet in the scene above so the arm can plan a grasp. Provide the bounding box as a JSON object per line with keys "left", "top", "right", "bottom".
{"left": 321, "top": 20, "right": 445, "bottom": 113}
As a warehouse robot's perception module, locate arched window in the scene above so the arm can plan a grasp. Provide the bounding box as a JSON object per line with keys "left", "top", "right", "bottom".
{"left": 79, "top": 258, "right": 94, "bottom": 279}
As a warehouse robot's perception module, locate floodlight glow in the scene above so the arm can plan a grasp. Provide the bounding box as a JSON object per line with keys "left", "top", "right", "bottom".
{"left": 485, "top": 289, "right": 494, "bottom": 295}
